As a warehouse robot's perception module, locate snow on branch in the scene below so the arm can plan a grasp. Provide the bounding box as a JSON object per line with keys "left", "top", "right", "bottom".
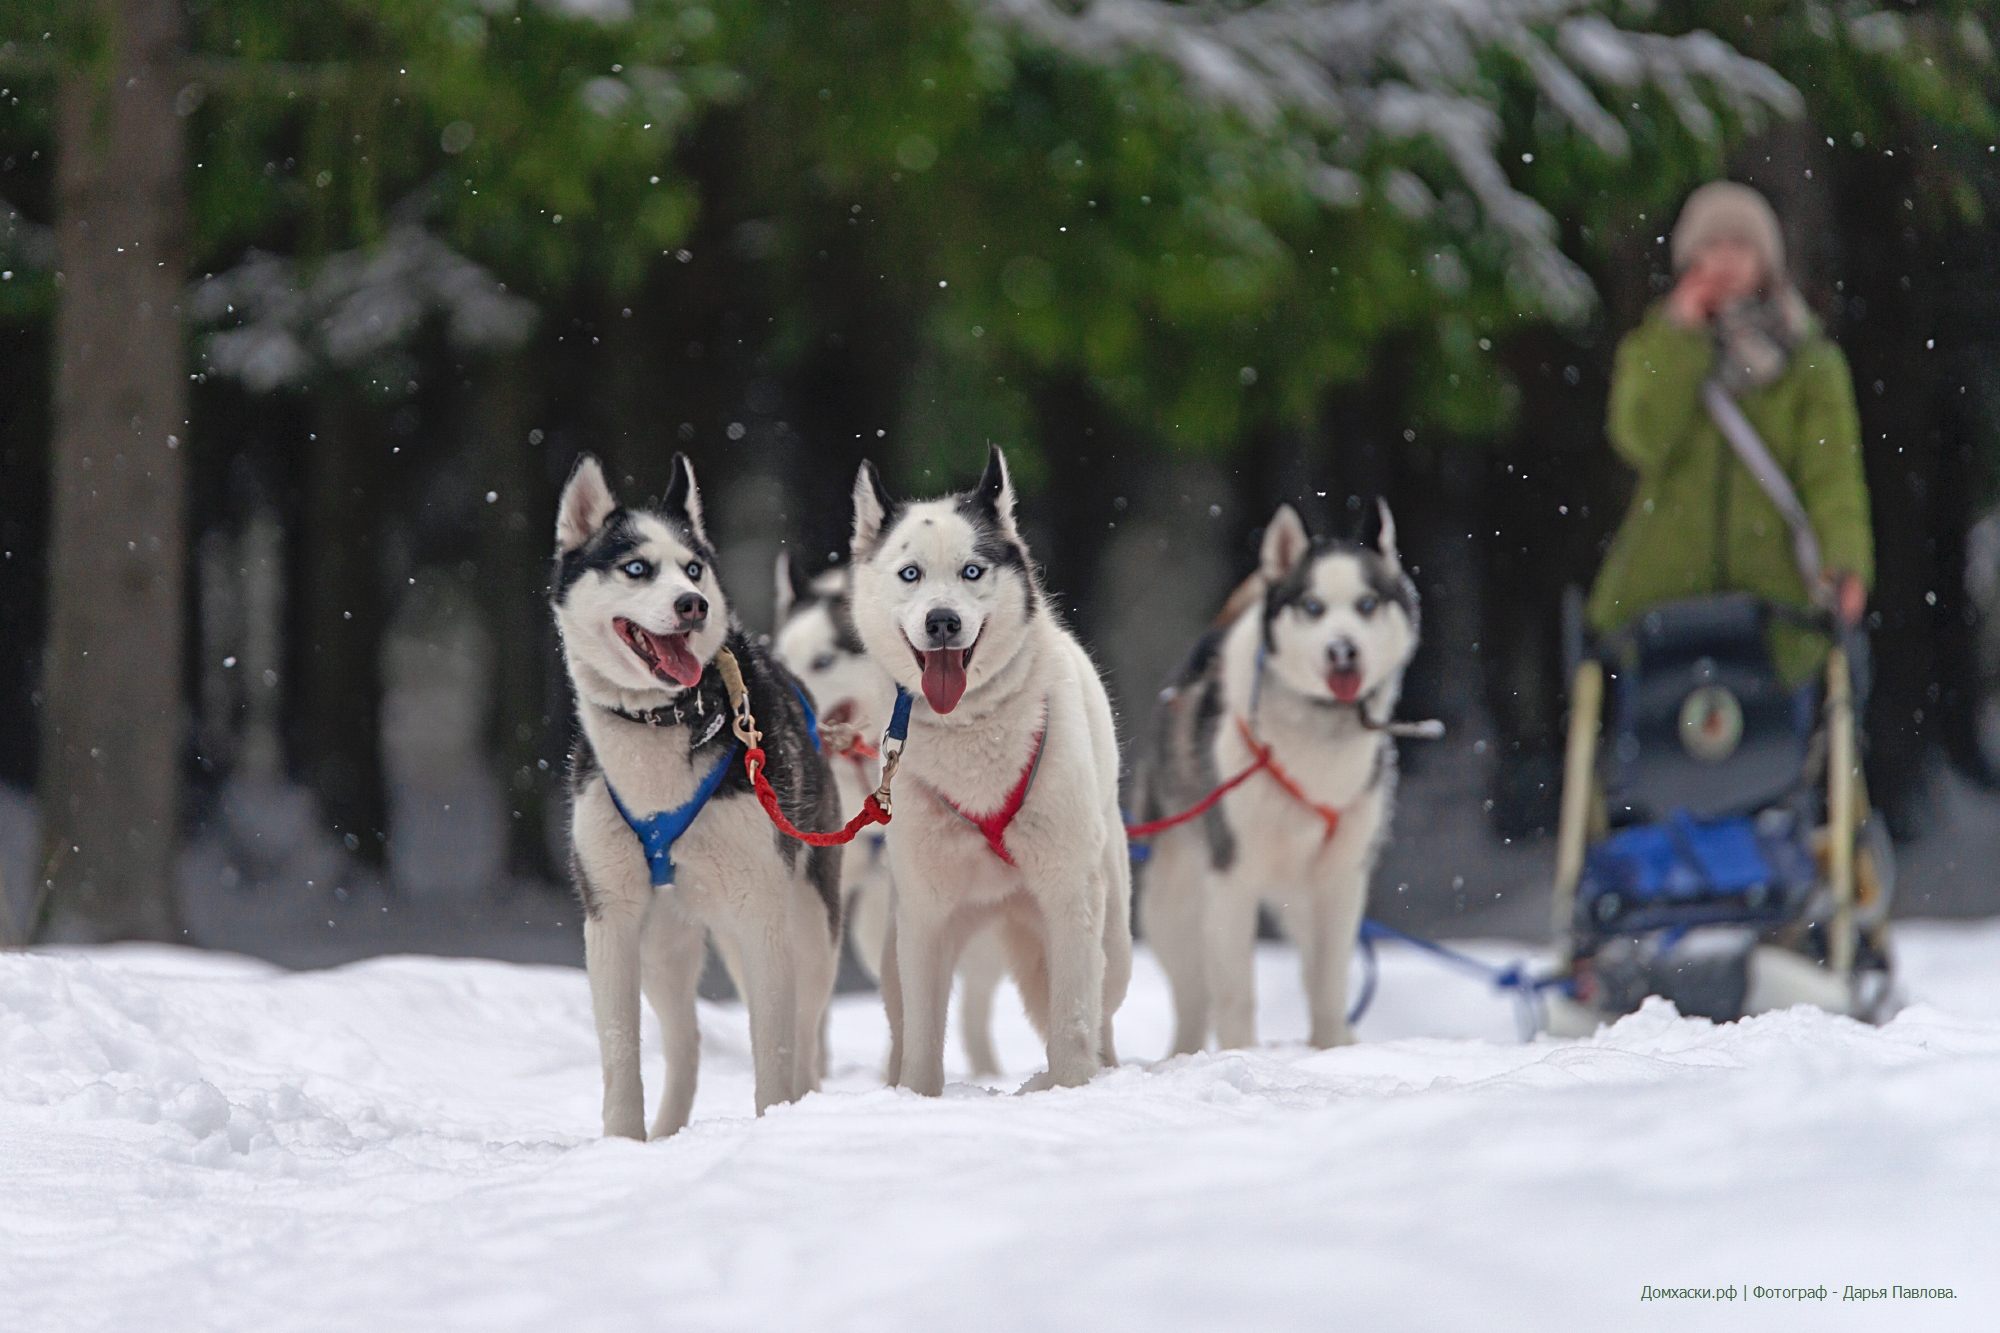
{"left": 983, "top": 0, "right": 1808, "bottom": 317}
{"left": 193, "top": 225, "right": 535, "bottom": 393}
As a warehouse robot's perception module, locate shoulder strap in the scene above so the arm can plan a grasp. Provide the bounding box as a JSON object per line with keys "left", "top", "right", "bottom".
{"left": 1700, "top": 377, "right": 1824, "bottom": 599}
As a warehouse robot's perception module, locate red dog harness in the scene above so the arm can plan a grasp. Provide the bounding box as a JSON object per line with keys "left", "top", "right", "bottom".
{"left": 933, "top": 715, "right": 1047, "bottom": 867}
{"left": 1231, "top": 717, "right": 1342, "bottom": 843}
{"left": 1124, "top": 717, "right": 1341, "bottom": 844}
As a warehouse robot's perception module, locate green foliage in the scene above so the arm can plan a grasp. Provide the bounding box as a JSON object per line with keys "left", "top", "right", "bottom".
{"left": 10, "top": 0, "right": 2000, "bottom": 462}
{"left": 174, "top": 1, "right": 732, "bottom": 295}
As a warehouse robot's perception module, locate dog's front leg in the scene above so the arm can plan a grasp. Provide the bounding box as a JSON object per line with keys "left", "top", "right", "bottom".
{"left": 639, "top": 898, "right": 707, "bottom": 1139}
{"left": 889, "top": 895, "right": 954, "bottom": 1096}
{"left": 1031, "top": 873, "right": 1107, "bottom": 1088}
{"left": 878, "top": 887, "right": 903, "bottom": 1086}
{"left": 584, "top": 893, "right": 649, "bottom": 1140}
{"left": 1098, "top": 839, "right": 1133, "bottom": 1068}
{"left": 1204, "top": 881, "right": 1262, "bottom": 1050}
{"left": 792, "top": 884, "right": 838, "bottom": 1100}
{"left": 1302, "top": 854, "right": 1371, "bottom": 1049}
{"left": 956, "top": 929, "right": 1007, "bottom": 1079}
{"left": 1138, "top": 831, "right": 1211, "bottom": 1056}
{"left": 731, "top": 917, "right": 801, "bottom": 1115}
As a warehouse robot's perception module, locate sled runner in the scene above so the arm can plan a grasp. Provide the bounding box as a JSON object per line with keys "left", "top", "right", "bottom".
{"left": 1543, "top": 590, "right": 1896, "bottom": 1033}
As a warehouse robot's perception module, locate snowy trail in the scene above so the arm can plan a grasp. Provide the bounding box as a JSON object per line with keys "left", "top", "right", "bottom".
{"left": 3, "top": 926, "right": 1997, "bottom": 1331}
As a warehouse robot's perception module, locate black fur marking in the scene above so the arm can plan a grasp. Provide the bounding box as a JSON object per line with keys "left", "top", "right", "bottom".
{"left": 968, "top": 444, "right": 1008, "bottom": 517}
{"left": 662, "top": 451, "right": 699, "bottom": 529}
{"left": 782, "top": 549, "right": 815, "bottom": 615}
{"left": 952, "top": 483, "right": 1034, "bottom": 623}
{"left": 1194, "top": 675, "right": 1236, "bottom": 872}
{"left": 1136, "top": 626, "right": 1237, "bottom": 873}
{"left": 556, "top": 510, "right": 642, "bottom": 601}
{"left": 554, "top": 506, "right": 718, "bottom": 605}
{"left": 825, "top": 590, "right": 868, "bottom": 657}
{"left": 1260, "top": 541, "right": 1417, "bottom": 652}
{"left": 565, "top": 729, "right": 605, "bottom": 917}
{"left": 954, "top": 505, "right": 1029, "bottom": 576}
{"left": 726, "top": 630, "right": 844, "bottom": 940}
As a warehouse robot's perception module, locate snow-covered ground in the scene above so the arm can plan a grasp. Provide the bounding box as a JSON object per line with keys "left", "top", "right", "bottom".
{"left": 4, "top": 926, "right": 1997, "bottom": 1332}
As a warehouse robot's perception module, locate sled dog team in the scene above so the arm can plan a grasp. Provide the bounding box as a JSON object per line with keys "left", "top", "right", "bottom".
{"left": 555, "top": 446, "right": 1422, "bottom": 1137}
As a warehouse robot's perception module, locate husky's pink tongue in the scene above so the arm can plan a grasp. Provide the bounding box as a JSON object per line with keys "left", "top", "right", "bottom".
{"left": 1328, "top": 667, "right": 1363, "bottom": 703}
{"left": 921, "top": 648, "right": 969, "bottom": 714}
{"left": 653, "top": 632, "right": 704, "bottom": 687}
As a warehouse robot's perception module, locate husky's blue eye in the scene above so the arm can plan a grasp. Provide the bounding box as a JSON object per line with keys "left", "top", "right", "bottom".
{"left": 898, "top": 565, "right": 921, "bottom": 583}
{"left": 1356, "top": 596, "right": 1379, "bottom": 617}
{"left": 962, "top": 563, "right": 983, "bottom": 581}
{"left": 810, "top": 653, "right": 836, "bottom": 672}
{"left": 621, "top": 559, "right": 653, "bottom": 579}
{"left": 684, "top": 560, "right": 704, "bottom": 582}
{"left": 1299, "top": 597, "right": 1325, "bottom": 618}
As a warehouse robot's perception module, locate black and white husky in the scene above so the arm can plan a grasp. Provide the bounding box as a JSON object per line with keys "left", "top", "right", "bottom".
{"left": 554, "top": 454, "right": 840, "bottom": 1138}
{"left": 846, "top": 446, "right": 1132, "bottom": 1095}
{"left": 773, "top": 556, "right": 1009, "bottom": 1078}
{"left": 1135, "top": 502, "right": 1419, "bottom": 1053}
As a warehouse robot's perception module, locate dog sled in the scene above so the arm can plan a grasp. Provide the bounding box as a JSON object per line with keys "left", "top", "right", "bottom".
{"left": 1540, "top": 589, "right": 1896, "bottom": 1034}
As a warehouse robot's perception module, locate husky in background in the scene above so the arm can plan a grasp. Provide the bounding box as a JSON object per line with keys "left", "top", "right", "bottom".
{"left": 846, "top": 446, "right": 1131, "bottom": 1096}
{"left": 773, "top": 555, "right": 1010, "bottom": 1078}
{"left": 1135, "top": 501, "right": 1419, "bottom": 1054}
{"left": 555, "top": 454, "right": 840, "bottom": 1138}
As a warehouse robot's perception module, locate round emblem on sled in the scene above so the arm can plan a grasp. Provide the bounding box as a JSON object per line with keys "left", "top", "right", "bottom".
{"left": 1678, "top": 685, "right": 1744, "bottom": 762}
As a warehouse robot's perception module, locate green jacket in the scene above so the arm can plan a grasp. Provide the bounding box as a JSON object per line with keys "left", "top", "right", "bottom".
{"left": 1586, "top": 303, "right": 1873, "bottom": 684}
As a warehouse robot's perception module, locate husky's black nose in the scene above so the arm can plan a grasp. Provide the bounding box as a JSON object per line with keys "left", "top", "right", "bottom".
{"left": 675, "top": 592, "right": 709, "bottom": 625}
{"left": 1327, "top": 638, "right": 1359, "bottom": 670}
{"left": 924, "top": 607, "right": 962, "bottom": 644}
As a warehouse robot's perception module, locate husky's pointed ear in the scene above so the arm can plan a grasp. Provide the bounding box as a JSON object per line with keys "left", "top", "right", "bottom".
{"left": 556, "top": 454, "right": 617, "bottom": 553}
{"left": 851, "top": 460, "right": 892, "bottom": 558}
{"left": 662, "top": 452, "right": 708, "bottom": 542}
{"left": 969, "top": 444, "right": 1020, "bottom": 539}
{"left": 1375, "top": 498, "right": 1401, "bottom": 568}
{"left": 774, "top": 549, "right": 811, "bottom": 625}
{"left": 1259, "top": 503, "right": 1310, "bottom": 582}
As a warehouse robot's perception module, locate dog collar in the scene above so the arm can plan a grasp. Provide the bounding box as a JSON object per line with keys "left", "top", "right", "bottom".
{"left": 602, "top": 702, "right": 681, "bottom": 727}
{"left": 604, "top": 742, "right": 740, "bottom": 886}
{"left": 930, "top": 704, "right": 1047, "bottom": 867}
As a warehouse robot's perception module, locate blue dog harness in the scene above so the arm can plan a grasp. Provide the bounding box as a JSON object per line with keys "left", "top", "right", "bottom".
{"left": 605, "top": 742, "right": 740, "bottom": 887}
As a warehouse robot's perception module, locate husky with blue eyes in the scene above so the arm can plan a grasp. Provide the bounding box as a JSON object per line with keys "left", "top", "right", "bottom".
{"left": 1134, "top": 501, "right": 1420, "bottom": 1054}
{"left": 773, "top": 554, "right": 1012, "bottom": 1079}
{"left": 846, "top": 445, "right": 1133, "bottom": 1096}
{"left": 554, "top": 453, "right": 840, "bottom": 1138}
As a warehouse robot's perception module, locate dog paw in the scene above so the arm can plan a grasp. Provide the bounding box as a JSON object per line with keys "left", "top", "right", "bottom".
{"left": 1014, "top": 1070, "right": 1057, "bottom": 1095}
{"left": 1015, "top": 1062, "right": 1097, "bottom": 1095}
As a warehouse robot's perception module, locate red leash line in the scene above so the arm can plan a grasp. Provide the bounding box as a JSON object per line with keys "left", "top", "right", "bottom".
{"left": 1124, "top": 748, "right": 1269, "bottom": 838}
{"left": 744, "top": 747, "right": 890, "bottom": 847}
{"left": 1124, "top": 717, "right": 1342, "bottom": 842}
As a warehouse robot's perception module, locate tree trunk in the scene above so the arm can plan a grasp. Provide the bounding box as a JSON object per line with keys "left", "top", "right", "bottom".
{"left": 467, "top": 359, "right": 558, "bottom": 881}
{"left": 31, "top": 0, "right": 189, "bottom": 944}
{"left": 295, "top": 392, "right": 390, "bottom": 864}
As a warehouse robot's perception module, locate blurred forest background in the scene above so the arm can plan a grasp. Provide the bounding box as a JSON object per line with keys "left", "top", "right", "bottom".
{"left": 4, "top": 0, "right": 2000, "bottom": 963}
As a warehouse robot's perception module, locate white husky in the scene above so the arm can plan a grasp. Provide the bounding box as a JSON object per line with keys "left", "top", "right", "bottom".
{"left": 846, "top": 446, "right": 1131, "bottom": 1096}
{"left": 1135, "top": 502, "right": 1420, "bottom": 1053}
{"left": 555, "top": 454, "right": 841, "bottom": 1137}
{"left": 773, "top": 556, "right": 1010, "bottom": 1078}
